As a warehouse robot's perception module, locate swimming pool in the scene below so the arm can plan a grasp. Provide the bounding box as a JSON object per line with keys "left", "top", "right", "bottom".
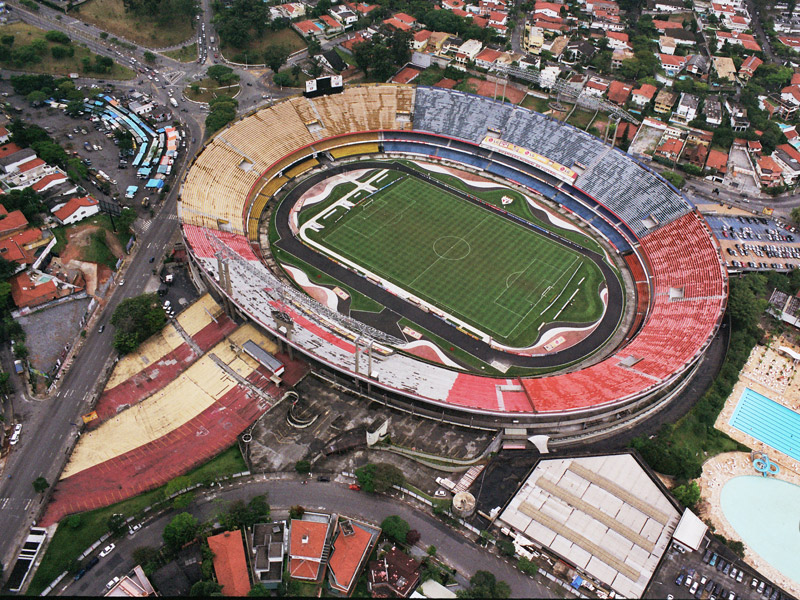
{"left": 720, "top": 476, "right": 800, "bottom": 586}
{"left": 729, "top": 388, "right": 800, "bottom": 462}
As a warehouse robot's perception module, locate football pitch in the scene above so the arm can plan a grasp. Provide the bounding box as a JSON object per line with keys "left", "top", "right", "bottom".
{"left": 310, "top": 173, "right": 606, "bottom": 348}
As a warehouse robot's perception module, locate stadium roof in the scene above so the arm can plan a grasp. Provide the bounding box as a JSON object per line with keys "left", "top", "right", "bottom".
{"left": 496, "top": 453, "right": 680, "bottom": 599}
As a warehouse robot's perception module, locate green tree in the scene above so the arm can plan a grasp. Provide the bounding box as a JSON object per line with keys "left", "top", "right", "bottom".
{"left": 273, "top": 71, "right": 293, "bottom": 87}
{"left": 672, "top": 481, "right": 701, "bottom": 508}
{"left": 108, "top": 513, "right": 127, "bottom": 536}
{"left": 163, "top": 512, "right": 200, "bottom": 551}
{"left": 132, "top": 546, "right": 159, "bottom": 567}
{"left": 248, "top": 584, "right": 270, "bottom": 596}
{"left": 355, "top": 462, "right": 405, "bottom": 493}
{"left": 143, "top": 51, "right": 156, "bottom": 63}
{"left": 207, "top": 64, "right": 236, "bottom": 84}
{"left": 791, "top": 206, "right": 800, "bottom": 224}
{"left": 406, "top": 529, "right": 421, "bottom": 545}
{"left": 518, "top": 557, "right": 538, "bottom": 575}
{"left": 460, "top": 570, "right": 511, "bottom": 598}
{"left": 33, "top": 476, "right": 49, "bottom": 494}
{"left": 497, "top": 539, "right": 515, "bottom": 557}
{"left": 68, "top": 514, "right": 82, "bottom": 529}
{"left": 45, "top": 30, "right": 71, "bottom": 44}
{"left": 289, "top": 505, "right": 304, "bottom": 519}
{"left": 117, "top": 207, "right": 137, "bottom": 235}
{"left": 190, "top": 580, "right": 223, "bottom": 596}
{"left": 111, "top": 294, "right": 167, "bottom": 353}
{"left": 295, "top": 460, "right": 311, "bottom": 474}
{"left": 263, "top": 44, "right": 290, "bottom": 73}
{"left": 381, "top": 515, "right": 410, "bottom": 545}
{"left": 427, "top": 545, "right": 437, "bottom": 556}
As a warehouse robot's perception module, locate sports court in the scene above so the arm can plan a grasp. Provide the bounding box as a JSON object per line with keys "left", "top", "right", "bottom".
{"left": 310, "top": 173, "right": 604, "bottom": 348}
{"left": 729, "top": 387, "right": 800, "bottom": 462}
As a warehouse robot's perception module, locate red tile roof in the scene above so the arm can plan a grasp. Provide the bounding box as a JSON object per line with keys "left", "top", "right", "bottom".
{"left": 17, "top": 158, "right": 45, "bottom": 173}
{"left": 706, "top": 149, "right": 728, "bottom": 172}
{"left": 10, "top": 272, "right": 59, "bottom": 308}
{"left": 606, "top": 31, "right": 628, "bottom": 42}
{"left": 0, "top": 209, "right": 29, "bottom": 237}
{"left": 391, "top": 66, "right": 421, "bottom": 84}
{"left": 758, "top": 155, "right": 783, "bottom": 175}
{"left": 394, "top": 11, "right": 416, "bottom": 24}
{"left": 53, "top": 195, "right": 99, "bottom": 222}
{"left": 207, "top": 531, "right": 251, "bottom": 597}
{"left": 633, "top": 83, "right": 657, "bottom": 100}
{"left": 414, "top": 29, "right": 431, "bottom": 42}
{"left": 657, "top": 138, "right": 683, "bottom": 156}
{"left": 0, "top": 143, "right": 23, "bottom": 159}
{"left": 653, "top": 19, "right": 683, "bottom": 31}
{"left": 607, "top": 80, "right": 632, "bottom": 104}
{"left": 778, "top": 143, "right": 800, "bottom": 163}
{"left": 295, "top": 20, "right": 320, "bottom": 34}
{"left": 384, "top": 17, "right": 412, "bottom": 31}
{"left": 328, "top": 522, "right": 374, "bottom": 594}
{"left": 321, "top": 14, "right": 342, "bottom": 28}
{"left": 740, "top": 55, "right": 763, "bottom": 74}
{"left": 31, "top": 172, "right": 68, "bottom": 192}
{"left": 289, "top": 520, "right": 328, "bottom": 580}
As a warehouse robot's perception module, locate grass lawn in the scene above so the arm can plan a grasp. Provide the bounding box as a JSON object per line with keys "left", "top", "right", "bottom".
{"left": 163, "top": 43, "right": 197, "bottom": 62}
{"left": 73, "top": 0, "right": 196, "bottom": 48}
{"left": 220, "top": 28, "right": 305, "bottom": 62}
{"left": 520, "top": 94, "right": 552, "bottom": 113}
{"left": 27, "top": 446, "right": 246, "bottom": 595}
{"left": 308, "top": 173, "right": 605, "bottom": 348}
{"left": 0, "top": 23, "right": 134, "bottom": 80}
{"left": 184, "top": 78, "right": 240, "bottom": 103}
{"left": 335, "top": 47, "right": 356, "bottom": 67}
{"left": 566, "top": 108, "right": 597, "bottom": 130}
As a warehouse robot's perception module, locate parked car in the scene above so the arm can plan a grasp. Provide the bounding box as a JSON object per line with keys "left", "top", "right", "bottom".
{"left": 99, "top": 543, "right": 115, "bottom": 557}
{"left": 9, "top": 423, "right": 22, "bottom": 445}
{"left": 106, "top": 576, "right": 120, "bottom": 590}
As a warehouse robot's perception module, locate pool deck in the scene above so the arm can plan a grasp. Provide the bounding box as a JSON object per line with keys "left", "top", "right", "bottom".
{"left": 697, "top": 452, "right": 800, "bottom": 597}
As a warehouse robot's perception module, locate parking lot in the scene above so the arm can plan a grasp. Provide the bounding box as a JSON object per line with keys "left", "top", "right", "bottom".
{"left": 647, "top": 539, "right": 791, "bottom": 600}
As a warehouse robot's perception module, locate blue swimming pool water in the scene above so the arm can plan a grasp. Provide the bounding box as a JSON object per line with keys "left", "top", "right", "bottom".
{"left": 729, "top": 388, "right": 800, "bottom": 462}
{"left": 720, "top": 476, "right": 800, "bottom": 586}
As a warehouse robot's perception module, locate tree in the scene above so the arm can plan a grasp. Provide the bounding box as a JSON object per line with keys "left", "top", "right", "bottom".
{"left": 381, "top": 515, "right": 410, "bottom": 545}
{"left": 132, "top": 546, "right": 159, "bottom": 567}
{"left": 190, "top": 580, "right": 223, "bottom": 596}
{"left": 143, "top": 51, "right": 156, "bottom": 63}
{"left": 108, "top": 513, "right": 127, "bottom": 536}
{"left": 33, "top": 476, "right": 49, "bottom": 494}
{"left": 661, "top": 170, "right": 685, "bottom": 189}
{"left": 207, "top": 64, "right": 237, "bottom": 85}
{"left": 355, "top": 462, "right": 405, "bottom": 493}
{"left": 427, "top": 545, "right": 437, "bottom": 556}
{"left": 517, "top": 557, "right": 538, "bottom": 575}
{"left": 406, "top": 529, "right": 421, "bottom": 545}
{"left": 461, "top": 570, "right": 511, "bottom": 598}
{"left": 67, "top": 514, "right": 82, "bottom": 529}
{"left": 110, "top": 294, "right": 167, "bottom": 354}
{"left": 45, "top": 30, "right": 71, "bottom": 44}
{"left": 117, "top": 207, "right": 137, "bottom": 235}
{"left": 295, "top": 460, "right": 311, "bottom": 474}
{"left": 673, "top": 481, "right": 701, "bottom": 508}
{"left": 162, "top": 512, "right": 199, "bottom": 551}
{"left": 273, "top": 71, "right": 293, "bottom": 87}
{"left": 248, "top": 584, "right": 271, "bottom": 596}
{"left": 289, "top": 505, "right": 304, "bottom": 519}
{"left": 263, "top": 44, "right": 290, "bottom": 73}
{"left": 791, "top": 207, "right": 800, "bottom": 224}
{"left": 497, "top": 539, "right": 516, "bottom": 557}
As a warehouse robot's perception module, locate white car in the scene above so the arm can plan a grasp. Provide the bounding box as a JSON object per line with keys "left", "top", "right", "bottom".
{"left": 9, "top": 423, "right": 22, "bottom": 445}
{"left": 128, "top": 523, "right": 141, "bottom": 535}
{"left": 106, "top": 576, "right": 120, "bottom": 590}
{"left": 99, "top": 543, "right": 115, "bottom": 557}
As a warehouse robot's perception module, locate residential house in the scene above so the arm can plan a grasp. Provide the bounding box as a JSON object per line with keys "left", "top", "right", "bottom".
{"left": 781, "top": 84, "right": 800, "bottom": 107}
{"left": 393, "top": 12, "right": 416, "bottom": 27}
{"left": 475, "top": 47, "right": 510, "bottom": 71}
{"left": 716, "top": 31, "right": 761, "bottom": 51}
{"left": 346, "top": 2, "right": 378, "bottom": 17}
{"left": 664, "top": 28, "right": 697, "bottom": 46}
{"left": 320, "top": 49, "right": 347, "bottom": 72}
{"left": 251, "top": 522, "right": 286, "bottom": 590}
{"left": 456, "top": 39, "right": 484, "bottom": 62}
{"left": 671, "top": 92, "right": 700, "bottom": 124}
{"left": 652, "top": 0, "right": 684, "bottom": 11}
{"left": 687, "top": 128, "right": 713, "bottom": 147}
{"left": 391, "top": 65, "right": 423, "bottom": 83}
{"left": 207, "top": 531, "right": 251, "bottom": 597}
{"left": 611, "top": 48, "right": 634, "bottom": 68}
{"left": 279, "top": 3, "right": 306, "bottom": 19}
{"left": 724, "top": 14, "right": 750, "bottom": 32}
{"left": 705, "top": 148, "right": 728, "bottom": 173}
{"left": 10, "top": 271, "right": 77, "bottom": 309}
{"left": 330, "top": 5, "right": 358, "bottom": 26}
{"left": 584, "top": 76, "right": 609, "bottom": 97}
{"left": 565, "top": 39, "right": 596, "bottom": 64}
{"left": 762, "top": 95, "right": 798, "bottom": 120}
{"left": 0, "top": 147, "right": 36, "bottom": 175}
{"left": 525, "top": 25, "right": 544, "bottom": 53}
{"left": 653, "top": 19, "right": 684, "bottom": 32}
{"left": 747, "top": 140, "right": 762, "bottom": 156}
{"left": 327, "top": 519, "right": 380, "bottom": 596}
{"left": 605, "top": 31, "right": 630, "bottom": 50}
{"left": 294, "top": 20, "right": 326, "bottom": 38}
{"left": 534, "top": 1, "right": 563, "bottom": 19}
{"left": 442, "top": 0, "right": 465, "bottom": 8}
{"left": 655, "top": 137, "right": 684, "bottom": 161}
{"left": 684, "top": 54, "right": 709, "bottom": 76}
{"left": 367, "top": 548, "right": 421, "bottom": 597}
{"left": 427, "top": 31, "right": 451, "bottom": 54}
{"left": 0, "top": 127, "right": 8, "bottom": 144}
{"left": 383, "top": 16, "right": 412, "bottom": 31}
{"left": 412, "top": 29, "right": 431, "bottom": 51}
{"left": 52, "top": 195, "right": 100, "bottom": 226}
{"left": 607, "top": 80, "right": 632, "bottom": 105}
{"left": 539, "top": 65, "right": 562, "bottom": 89}
{"left": 739, "top": 55, "right": 763, "bottom": 81}
{"left": 712, "top": 56, "right": 737, "bottom": 82}
{"left": 756, "top": 155, "right": 784, "bottom": 187}
{"left": 31, "top": 172, "right": 68, "bottom": 194}
{"left": 654, "top": 89, "right": 679, "bottom": 114}
{"left": 658, "top": 35, "right": 677, "bottom": 55}
{"left": 659, "top": 54, "right": 688, "bottom": 77}
{"left": 683, "top": 143, "right": 709, "bottom": 168}
{"left": 778, "top": 35, "right": 800, "bottom": 51}
{"left": 288, "top": 515, "right": 335, "bottom": 582}
{"left": 725, "top": 99, "right": 750, "bottom": 131}
{"left": 774, "top": 143, "right": 800, "bottom": 185}
{"left": 104, "top": 565, "right": 156, "bottom": 597}
{"left": 0, "top": 206, "right": 28, "bottom": 239}
{"left": 320, "top": 14, "right": 345, "bottom": 34}
{"left": 631, "top": 83, "right": 657, "bottom": 107}
{"left": 703, "top": 96, "right": 723, "bottom": 126}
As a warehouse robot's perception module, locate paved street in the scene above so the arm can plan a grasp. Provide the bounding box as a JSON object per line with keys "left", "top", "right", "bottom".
{"left": 62, "top": 478, "right": 549, "bottom": 598}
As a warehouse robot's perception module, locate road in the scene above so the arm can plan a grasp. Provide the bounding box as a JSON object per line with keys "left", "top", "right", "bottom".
{"left": 62, "top": 478, "right": 549, "bottom": 598}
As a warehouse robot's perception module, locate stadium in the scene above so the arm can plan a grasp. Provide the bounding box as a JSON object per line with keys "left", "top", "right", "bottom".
{"left": 177, "top": 83, "right": 728, "bottom": 447}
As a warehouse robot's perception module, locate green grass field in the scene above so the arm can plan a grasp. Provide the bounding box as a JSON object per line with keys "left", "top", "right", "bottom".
{"left": 307, "top": 172, "right": 605, "bottom": 348}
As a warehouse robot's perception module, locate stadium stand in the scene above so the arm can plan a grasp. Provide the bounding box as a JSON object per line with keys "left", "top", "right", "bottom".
{"left": 176, "top": 83, "right": 727, "bottom": 424}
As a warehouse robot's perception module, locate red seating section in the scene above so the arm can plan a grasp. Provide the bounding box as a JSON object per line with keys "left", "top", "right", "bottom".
{"left": 624, "top": 253, "right": 650, "bottom": 334}
{"left": 183, "top": 225, "right": 258, "bottom": 261}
